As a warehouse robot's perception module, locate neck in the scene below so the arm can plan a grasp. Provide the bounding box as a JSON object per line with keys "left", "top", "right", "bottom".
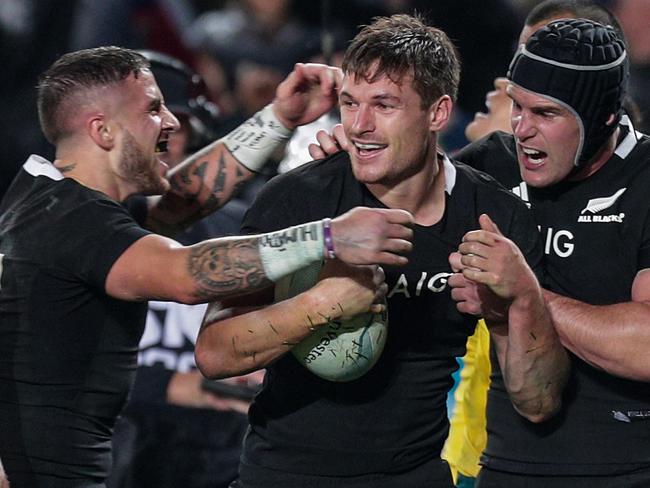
{"left": 569, "top": 128, "right": 620, "bottom": 181}
{"left": 53, "top": 153, "right": 127, "bottom": 202}
{"left": 366, "top": 150, "right": 447, "bottom": 226}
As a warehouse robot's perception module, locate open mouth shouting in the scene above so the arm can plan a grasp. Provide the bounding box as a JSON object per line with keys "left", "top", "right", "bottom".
{"left": 520, "top": 145, "right": 548, "bottom": 168}
{"left": 155, "top": 138, "right": 169, "bottom": 155}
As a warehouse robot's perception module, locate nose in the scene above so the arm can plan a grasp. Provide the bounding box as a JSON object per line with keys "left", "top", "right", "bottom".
{"left": 162, "top": 105, "right": 181, "bottom": 132}
{"left": 512, "top": 109, "right": 534, "bottom": 140}
{"left": 351, "top": 105, "right": 375, "bottom": 134}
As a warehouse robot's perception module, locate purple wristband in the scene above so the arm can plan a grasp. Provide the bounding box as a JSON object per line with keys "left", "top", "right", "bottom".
{"left": 322, "top": 218, "right": 336, "bottom": 259}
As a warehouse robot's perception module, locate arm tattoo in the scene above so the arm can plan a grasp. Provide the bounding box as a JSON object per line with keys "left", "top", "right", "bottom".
{"left": 188, "top": 237, "right": 270, "bottom": 299}
{"left": 169, "top": 159, "right": 207, "bottom": 201}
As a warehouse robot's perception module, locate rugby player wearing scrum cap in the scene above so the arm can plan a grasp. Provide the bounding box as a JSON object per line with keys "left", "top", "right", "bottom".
{"left": 452, "top": 18, "right": 650, "bottom": 487}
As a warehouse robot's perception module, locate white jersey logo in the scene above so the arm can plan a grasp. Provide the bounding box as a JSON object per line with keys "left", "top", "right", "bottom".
{"left": 511, "top": 182, "right": 531, "bottom": 207}
{"left": 578, "top": 188, "right": 626, "bottom": 223}
{"left": 581, "top": 188, "right": 626, "bottom": 214}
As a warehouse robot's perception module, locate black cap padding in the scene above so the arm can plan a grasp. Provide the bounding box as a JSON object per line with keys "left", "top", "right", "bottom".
{"left": 508, "top": 18, "right": 628, "bottom": 166}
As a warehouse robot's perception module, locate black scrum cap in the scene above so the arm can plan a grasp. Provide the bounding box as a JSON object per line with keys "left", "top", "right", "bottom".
{"left": 508, "top": 18, "right": 628, "bottom": 167}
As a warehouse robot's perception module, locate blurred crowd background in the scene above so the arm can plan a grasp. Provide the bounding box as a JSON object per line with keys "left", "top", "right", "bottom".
{"left": 2, "top": 0, "right": 647, "bottom": 202}
{"left": 1, "top": 1, "right": 649, "bottom": 487}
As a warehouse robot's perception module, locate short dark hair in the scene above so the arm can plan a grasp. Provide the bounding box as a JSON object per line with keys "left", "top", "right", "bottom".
{"left": 341, "top": 14, "right": 460, "bottom": 108}
{"left": 37, "top": 46, "right": 150, "bottom": 143}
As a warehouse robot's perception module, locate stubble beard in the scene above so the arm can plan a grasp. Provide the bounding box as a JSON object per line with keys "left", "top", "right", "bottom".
{"left": 120, "top": 130, "right": 169, "bottom": 196}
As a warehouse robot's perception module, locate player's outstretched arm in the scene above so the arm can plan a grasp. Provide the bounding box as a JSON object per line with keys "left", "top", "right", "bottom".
{"left": 105, "top": 207, "right": 411, "bottom": 304}
{"left": 144, "top": 63, "right": 343, "bottom": 236}
{"left": 195, "top": 261, "right": 387, "bottom": 378}
{"left": 453, "top": 214, "right": 570, "bottom": 423}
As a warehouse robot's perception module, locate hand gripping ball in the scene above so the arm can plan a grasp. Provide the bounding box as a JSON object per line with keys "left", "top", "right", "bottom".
{"left": 274, "top": 262, "right": 388, "bottom": 382}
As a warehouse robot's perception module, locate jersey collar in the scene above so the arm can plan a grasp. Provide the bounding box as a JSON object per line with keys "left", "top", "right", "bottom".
{"left": 441, "top": 152, "right": 457, "bottom": 195}
{"left": 23, "top": 154, "right": 64, "bottom": 181}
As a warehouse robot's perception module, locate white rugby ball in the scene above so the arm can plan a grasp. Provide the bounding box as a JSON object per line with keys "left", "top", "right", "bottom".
{"left": 275, "top": 262, "right": 388, "bottom": 382}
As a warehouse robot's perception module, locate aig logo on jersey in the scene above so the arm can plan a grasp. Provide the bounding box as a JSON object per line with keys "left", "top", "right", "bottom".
{"left": 577, "top": 188, "right": 626, "bottom": 223}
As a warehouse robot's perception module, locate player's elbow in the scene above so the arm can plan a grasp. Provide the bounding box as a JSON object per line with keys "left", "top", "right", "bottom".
{"left": 515, "top": 396, "right": 562, "bottom": 424}
{"left": 195, "top": 341, "right": 230, "bottom": 379}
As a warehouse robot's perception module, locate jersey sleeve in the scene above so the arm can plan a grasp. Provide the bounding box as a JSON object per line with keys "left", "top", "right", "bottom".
{"left": 55, "top": 199, "right": 151, "bottom": 289}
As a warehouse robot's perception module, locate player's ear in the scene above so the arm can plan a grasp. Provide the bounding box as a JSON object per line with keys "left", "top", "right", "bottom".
{"left": 429, "top": 95, "right": 452, "bottom": 132}
{"left": 88, "top": 115, "right": 114, "bottom": 150}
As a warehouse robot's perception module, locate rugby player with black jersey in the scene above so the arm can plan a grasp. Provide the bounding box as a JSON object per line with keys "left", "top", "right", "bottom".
{"left": 0, "top": 47, "right": 415, "bottom": 487}
{"left": 195, "top": 15, "right": 568, "bottom": 487}
{"left": 451, "top": 18, "right": 650, "bottom": 487}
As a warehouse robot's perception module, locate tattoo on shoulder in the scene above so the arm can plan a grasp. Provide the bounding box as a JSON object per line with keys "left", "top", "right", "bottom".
{"left": 188, "top": 237, "right": 270, "bottom": 299}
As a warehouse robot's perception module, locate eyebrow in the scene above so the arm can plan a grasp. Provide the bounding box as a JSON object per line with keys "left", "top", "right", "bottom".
{"left": 339, "top": 90, "right": 402, "bottom": 103}
{"left": 147, "top": 97, "right": 162, "bottom": 111}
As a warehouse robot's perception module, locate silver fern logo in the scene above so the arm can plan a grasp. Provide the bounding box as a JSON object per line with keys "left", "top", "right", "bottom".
{"left": 581, "top": 188, "right": 626, "bottom": 214}
{"left": 578, "top": 188, "right": 626, "bottom": 223}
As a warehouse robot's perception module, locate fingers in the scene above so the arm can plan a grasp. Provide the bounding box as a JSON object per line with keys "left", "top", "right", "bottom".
{"left": 375, "top": 207, "right": 415, "bottom": 226}
{"left": 373, "top": 251, "right": 409, "bottom": 266}
{"left": 293, "top": 63, "right": 342, "bottom": 95}
{"left": 330, "top": 207, "right": 414, "bottom": 265}
{"left": 372, "top": 265, "right": 385, "bottom": 287}
{"left": 460, "top": 267, "right": 495, "bottom": 287}
{"left": 479, "top": 213, "right": 503, "bottom": 236}
{"left": 449, "top": 251, "right": 463, "bottom": 273}
{"left": 370, "top": 301, "right": 387, "bottom": 314}
{"left": 315, "top": 128, "right": 343, "bottom": 156}
{"left": 332, "top": 124, "right": 350, "bottom": 151}
{"left": 307, "top": 126, "right": 350, "bottom": 160}
{"left": 308, "top": 142, "right": 328, "bottom": 160}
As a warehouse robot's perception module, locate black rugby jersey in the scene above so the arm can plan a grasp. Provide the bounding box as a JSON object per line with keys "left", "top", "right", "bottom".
{"left": 238, "top": 151, "right": 541, "bottom": 482}
{"left": 457, "top": 118, "right": 650, "bottom": 475}
{"left": 0, "top": 156, "right": 150, "bottom": 484}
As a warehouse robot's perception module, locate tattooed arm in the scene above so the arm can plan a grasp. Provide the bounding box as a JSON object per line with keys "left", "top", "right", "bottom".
{"left": 195, "top": 261, "right": 386, "bottom": 378}
{"left": 145, "top": 143, "right": 254, "bottom": 237}
{"left": 105, "top": 207, "right": 412, "bottom": 304}
{"left": 144, "top": 63, "right": 343, "bottom": 236}
{"left": 105, "top": 234, "right": 271, "bottom": 304}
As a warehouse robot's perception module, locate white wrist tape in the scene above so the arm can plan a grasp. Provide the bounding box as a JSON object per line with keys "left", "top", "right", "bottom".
{"left": 223, "top": 104, "right": 293, "bottom": 173}
{"left": 258, "top": 221, "right": 325, "bottom": 282}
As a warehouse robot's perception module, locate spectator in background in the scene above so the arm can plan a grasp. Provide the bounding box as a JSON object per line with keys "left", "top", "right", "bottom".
{"left": 0, "top": 0, "right": 79, "bottom": 201}
{"left": 610, "top": 0, "right": 650, "bottom": 133}
{"left": 408, "top": 0, "right": 521, "bottom": 151}
{"left": 184, "top": 0, "right": 321, "bottom": 124}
